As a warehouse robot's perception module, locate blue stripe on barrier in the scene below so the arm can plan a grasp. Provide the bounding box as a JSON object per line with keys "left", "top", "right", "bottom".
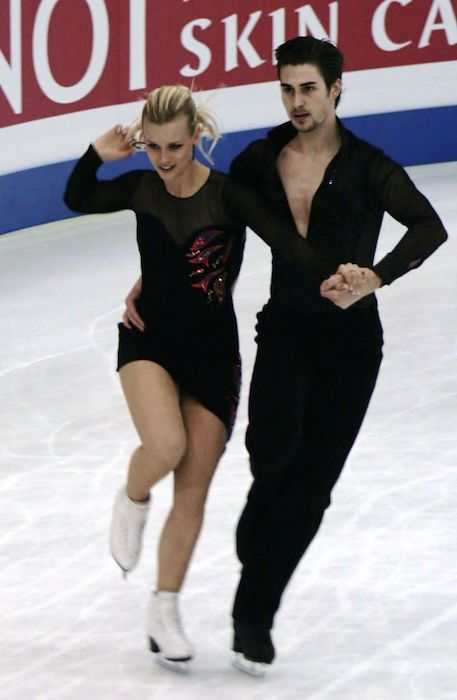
{"left": 1, "top": 104, "right": 456, "bottom": 234}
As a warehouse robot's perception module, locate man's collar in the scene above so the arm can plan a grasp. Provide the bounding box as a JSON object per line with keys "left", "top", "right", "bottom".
{"left": 266, "top": 121, "right": 297, "bottom": 151}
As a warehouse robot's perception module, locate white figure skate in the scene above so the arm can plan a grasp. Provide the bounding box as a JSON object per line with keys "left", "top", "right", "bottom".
{"left": 109, "top": 487, "right": 150, "bottom": 576}
{"left": 147, "top": 591, "right": 194, "bottom": 671}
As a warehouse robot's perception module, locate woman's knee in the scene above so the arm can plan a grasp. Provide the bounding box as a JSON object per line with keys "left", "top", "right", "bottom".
{"left": 141, "top": 430, "right": 187, "bottom": 471}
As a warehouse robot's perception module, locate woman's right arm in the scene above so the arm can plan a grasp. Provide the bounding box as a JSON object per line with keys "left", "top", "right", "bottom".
{"left": 64, "top": 126, "right": 140, "bottom": 214}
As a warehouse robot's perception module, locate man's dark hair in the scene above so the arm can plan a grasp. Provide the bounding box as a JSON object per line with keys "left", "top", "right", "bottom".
{"left": 275, "top": 36, "right": 343, "bottom": 107}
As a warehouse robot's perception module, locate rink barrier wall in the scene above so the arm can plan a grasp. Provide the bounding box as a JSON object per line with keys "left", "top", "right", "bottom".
{"left": 1, "top": 103, "right": 456, "bottom": 235}
{"left": 3, "top": 1, "right": 457, "bottom": 234}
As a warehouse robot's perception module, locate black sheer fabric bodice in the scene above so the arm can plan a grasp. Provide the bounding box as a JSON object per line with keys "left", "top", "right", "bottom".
{"left": 131, "top": 173, "right": 247, "bottom": 330}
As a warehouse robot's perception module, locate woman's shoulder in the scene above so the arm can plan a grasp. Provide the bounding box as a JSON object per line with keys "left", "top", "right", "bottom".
{"left": 198, "top": 169, "right": 230, "bottom": 197}
{"left": 208, "top": 170, "right": 246, "bottom": 194}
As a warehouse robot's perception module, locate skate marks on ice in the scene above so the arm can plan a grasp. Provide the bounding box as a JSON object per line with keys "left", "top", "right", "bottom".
{"left": 1, "top": 164, "right": 457, "bottom": 698}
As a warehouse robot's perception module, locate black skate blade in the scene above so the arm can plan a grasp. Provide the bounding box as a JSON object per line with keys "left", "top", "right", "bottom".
{"left": 157, "top": 656, "right": 192, "bottom": 673}
{"left": 148, "top": 637, "right": 192, "bottom": 672}
{"left": 149, "top": 637, "right": 160, "bottom": 653}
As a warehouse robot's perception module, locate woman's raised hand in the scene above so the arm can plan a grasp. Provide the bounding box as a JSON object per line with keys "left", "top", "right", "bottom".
{"left": 93, "top": 125, "right": 134, "bottom": 162}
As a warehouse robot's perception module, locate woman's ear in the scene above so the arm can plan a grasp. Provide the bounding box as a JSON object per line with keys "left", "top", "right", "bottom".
{"left": 192, "top": 125, "right": 202, "bottom": 146}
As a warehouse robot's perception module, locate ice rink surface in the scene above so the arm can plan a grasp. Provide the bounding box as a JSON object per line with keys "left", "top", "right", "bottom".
{"left": 1, "top": 161, "right": 456, "bottom": 699}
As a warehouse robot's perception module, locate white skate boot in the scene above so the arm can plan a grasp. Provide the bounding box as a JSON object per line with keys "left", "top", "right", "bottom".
{"left": 109, "top": 487, "right": 150, "bottom": 576}
{"left": 147, "top": 591, "right": 194, "bottom": 671}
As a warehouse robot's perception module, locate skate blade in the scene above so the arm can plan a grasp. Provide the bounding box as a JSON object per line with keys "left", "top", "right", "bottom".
{"left": 232, "top": 652, "right": 268, "bottom": 677}
{"left": 156, "top": 655, "right": 192, "bottom": 673}
{"left": 110, "top": 552, "right": 131, "bottom": 579}
{"left": 149, "top": 638, "right": 192, "bottom": 673}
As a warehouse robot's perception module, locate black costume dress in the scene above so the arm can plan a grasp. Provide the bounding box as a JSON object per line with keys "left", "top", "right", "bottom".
{"left": 64, "top": 146, "right": 331, "bottom": 437}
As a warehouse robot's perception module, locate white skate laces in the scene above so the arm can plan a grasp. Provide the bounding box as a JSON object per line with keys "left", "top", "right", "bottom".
{"left": 109, "top": 487, "right": 150, "bottom": 576}
{"left": 147, "top": 591, "right": 194, "bottom": 670}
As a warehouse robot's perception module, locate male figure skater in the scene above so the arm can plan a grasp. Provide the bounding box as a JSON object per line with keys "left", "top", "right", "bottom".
{"left": 229, "top": 36, "right": 447, "bottom": 676}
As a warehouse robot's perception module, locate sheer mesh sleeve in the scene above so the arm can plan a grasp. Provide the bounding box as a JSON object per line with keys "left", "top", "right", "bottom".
{"left": 222, "top": 177, "right": 335, "bottom": 281}
{"left": 64, "top": 145, "right": 143, "bottom": 214}
{"left": 370, "top": 152, "right": 448, "bottom": 285}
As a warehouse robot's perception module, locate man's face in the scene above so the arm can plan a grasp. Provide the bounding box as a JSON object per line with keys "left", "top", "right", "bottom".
{"left": 279, "top": 63, "right": 341, "bottom": 133}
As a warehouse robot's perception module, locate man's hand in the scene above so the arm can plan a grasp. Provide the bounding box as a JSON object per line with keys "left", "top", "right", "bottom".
{"left": 122, "top": 277, "right": 145, "bottom": 331}
{"left": 320, "top": 264, "right": 381, "bottom": 309}
{"left": 93, "top": 125, "right": 134, "bottom": 162}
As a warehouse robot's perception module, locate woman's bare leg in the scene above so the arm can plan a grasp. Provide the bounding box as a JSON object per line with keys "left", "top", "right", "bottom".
{"left": 157, "top": 396, "right": 227, "bottom": 592}
{"left": 119, "top": 361, "right": 187, "bottom": 500}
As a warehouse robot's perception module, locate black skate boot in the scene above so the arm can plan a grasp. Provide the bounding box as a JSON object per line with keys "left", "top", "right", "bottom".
{"left": 232, "top": 621, "right": 275, "bottom": 677}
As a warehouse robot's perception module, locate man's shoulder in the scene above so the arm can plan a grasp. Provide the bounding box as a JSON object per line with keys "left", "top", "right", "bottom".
{"left": 342, "top": 124, "right": 388, "bottom": 162}
{"left": 235, "top": 136, "right": 272, "bottom": 161}
{"left": 233, "top": 121, "right": 296, "bottom": 164}
{"left": 229, "top": 137, "right": 274, "bottom": 185}
{"left": 341, "top": 124, "right": 403, "bottom": 193}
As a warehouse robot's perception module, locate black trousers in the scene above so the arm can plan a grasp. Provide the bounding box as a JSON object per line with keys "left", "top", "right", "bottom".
{"left": 233, "top": 303, "right": 384, "bottom": 629}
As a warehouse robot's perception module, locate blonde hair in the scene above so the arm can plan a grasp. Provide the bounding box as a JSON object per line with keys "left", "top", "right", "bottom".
{"left": 140, "top": 85, "right": 220, "bottom": 163}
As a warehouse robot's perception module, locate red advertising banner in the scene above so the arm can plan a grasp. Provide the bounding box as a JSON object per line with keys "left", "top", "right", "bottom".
{"left": 1, "top": 0, "right": 456, "bottom": 128}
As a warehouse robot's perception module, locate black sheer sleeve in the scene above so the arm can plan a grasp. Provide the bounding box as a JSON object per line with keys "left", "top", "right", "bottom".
{"left": 64, "top": 145, "right": 143, "bottom": 214}
{"left": 223, "top": 176, "right": 335, "bottom": 281}
{"left": 370, "top": 152, "right": 448, "bottom": 285}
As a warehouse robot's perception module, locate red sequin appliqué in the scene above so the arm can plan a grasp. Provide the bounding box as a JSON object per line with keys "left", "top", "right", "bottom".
{"left": 185, "top": 229, "right": 233, "bottom": 303}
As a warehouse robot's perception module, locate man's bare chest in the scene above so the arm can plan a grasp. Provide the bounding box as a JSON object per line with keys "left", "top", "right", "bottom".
{"left": 277, "top": 154, "right": 329, "bottom": 237}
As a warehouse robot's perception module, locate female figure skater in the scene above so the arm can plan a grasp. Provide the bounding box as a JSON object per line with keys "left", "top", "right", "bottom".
{"left": 64, "top": 85, "right": 339, "bottom": 669}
